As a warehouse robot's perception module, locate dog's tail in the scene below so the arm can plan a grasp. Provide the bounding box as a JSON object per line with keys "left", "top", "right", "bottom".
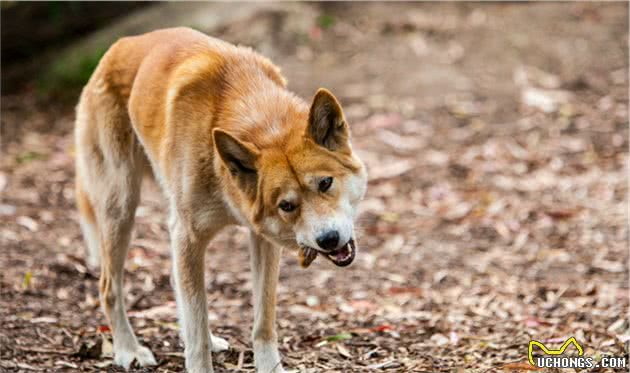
{"left": 76, "top": 178, "right": 100, "bottom": 268}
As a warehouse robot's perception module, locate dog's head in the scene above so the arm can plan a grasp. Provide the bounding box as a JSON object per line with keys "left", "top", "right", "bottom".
{"left": 213, "top": 89, "right": 367, "bottom": 267}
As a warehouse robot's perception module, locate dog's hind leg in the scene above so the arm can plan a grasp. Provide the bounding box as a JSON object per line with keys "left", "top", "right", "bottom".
{"left": 96, "top": 175, "right": 155, "bottom": 369}
{"left": 249, "top": 233, "right": 285, "bottom": 373}
{"left": 75, "top": 84, "right": 155, "bottom": 368}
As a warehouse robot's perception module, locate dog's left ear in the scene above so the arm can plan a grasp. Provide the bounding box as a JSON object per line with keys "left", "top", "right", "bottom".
{"left": 307, "top": 88, "right": 350, "bottom": 151}
{"left": 213, "top": 129, "right": 259, "bottom": 195}
{"left": 213, "top": 129, "right": 259, "bottom": 174}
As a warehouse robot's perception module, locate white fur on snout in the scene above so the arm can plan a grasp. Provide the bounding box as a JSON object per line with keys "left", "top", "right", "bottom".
{"left": 296, "top": 171, "right": 367, "bottom": 251}
{"left": 297, "top": 206, "right": 353, "bottom": 251}
{"left": 326, "top": 211, "right": 353, "bottom": 248}
{"left": 295, "top": 207, "right": 322, "bottom": 249}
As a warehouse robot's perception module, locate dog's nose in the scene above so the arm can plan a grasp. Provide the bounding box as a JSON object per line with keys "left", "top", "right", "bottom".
{"left": 316, "top": 230, "right": 339, "bottom": 251}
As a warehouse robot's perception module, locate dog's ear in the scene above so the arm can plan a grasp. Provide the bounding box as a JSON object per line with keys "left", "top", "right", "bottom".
{"left": 307, "top": 88, "right": 350, "bottom": 151}
{"left": 213, "top": 129, "right": 259, "bottom": 190}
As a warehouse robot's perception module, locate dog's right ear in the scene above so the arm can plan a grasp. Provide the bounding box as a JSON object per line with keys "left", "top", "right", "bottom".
{"left": 213, "top": 129, "right": 259, "bottom": 177}
{"left": 307, "top": 88, "right": 350, "bottom": 152}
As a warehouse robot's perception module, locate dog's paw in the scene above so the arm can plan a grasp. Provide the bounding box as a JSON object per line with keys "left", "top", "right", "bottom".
{"left": 210, "top": 333, "right": 230, "bottom": 352}
{"left": 184, "top": 358, "right": 214, "bottom": 373}
{"left": 254, "top": 342, "right": 285, "bottom": 373}
{"left": 114, "top": 344, "right": 157, "bottom": 368}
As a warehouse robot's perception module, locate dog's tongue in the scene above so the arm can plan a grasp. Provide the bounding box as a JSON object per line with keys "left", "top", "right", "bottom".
{"left": 335, "top": 245, "right": 351, "bottom": 262}
{"left": 329, "top": 239, "right": 355, "bottom": 267}
{"left": 299, "top": 247, "right": 317, "bottom": 268}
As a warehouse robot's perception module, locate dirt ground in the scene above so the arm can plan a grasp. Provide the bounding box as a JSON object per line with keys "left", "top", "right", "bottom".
{"left": 1, "top": 3, "right": 628, "bottom": 372}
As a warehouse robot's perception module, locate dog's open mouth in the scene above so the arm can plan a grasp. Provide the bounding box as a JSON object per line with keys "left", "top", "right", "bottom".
{"left": 299, "top": 239, "right": 356, "bottom": 268}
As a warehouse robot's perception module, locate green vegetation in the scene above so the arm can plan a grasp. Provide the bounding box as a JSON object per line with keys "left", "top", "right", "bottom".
{"left": 16, "top": 151, "right": 46, "bottom": 164}
{"left": 37, "top": 45, "right": 107, "bottom": 97}
{"left": 317, "top": 14, "right": 335, "bottom": 30}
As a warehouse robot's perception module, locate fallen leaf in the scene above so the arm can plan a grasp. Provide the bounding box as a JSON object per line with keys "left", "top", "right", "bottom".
{"left": 349, "top": 300, "right": 377, "bottom": 312}
{"left": 430, "top": 333, "right": 449, "bottom": 346}
{"left": 22, "top": 271, "right": 32, "bottom": 289}
{"left": 30, "top": 316, "right": 57, "bottom": 324}
{"left": 388, "top": 287, "right": 423, "bottom": 296}
{"left": 544, "top": 208, "right": 579, "bottom": 220}
{"left": 100, "top": 335, "right": 113, "bottom": 358}
{"left": 336, "top": 343, "right": 352, "bottom": 359}
{"left": 94, "top": 360, "right": 113, "bottom": 369}
{"left": 497, "top": 361, "right": 542, "bottom": 371}
{"left": 17, "top": 216, "right": 39, "bottom": 232}
{"left": 54, "top": 361, "right": 78, "bottom": 369}
{"left": 326, "top": 332, "right": 353, "bottom": 342}
{"left": 521, "top": 87, "right": 572, "bottom": 113}
{"left": 371, "top": 324, "right": 394, "bottom": 332}
{"left": 523, "top": 316, "right": 553, "bottom": 328}
{"left": 74, "top": 339, "right": 102, "bottom": 360}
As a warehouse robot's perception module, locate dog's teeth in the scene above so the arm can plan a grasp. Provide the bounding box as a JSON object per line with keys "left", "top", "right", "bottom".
{"left": 299, "top": 247, "right": 317, "bottom": 268}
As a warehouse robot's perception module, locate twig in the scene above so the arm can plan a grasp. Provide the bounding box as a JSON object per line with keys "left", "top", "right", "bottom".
{"left": 15, "top": 346, "right": 74, "bottom": 355}
{"left": 237, "top": 350, "right": 245, "bottom": 369}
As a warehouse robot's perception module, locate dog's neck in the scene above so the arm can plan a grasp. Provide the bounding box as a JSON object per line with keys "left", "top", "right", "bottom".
{"left": 217, "top": 73, "right": 309, "bottom": 148}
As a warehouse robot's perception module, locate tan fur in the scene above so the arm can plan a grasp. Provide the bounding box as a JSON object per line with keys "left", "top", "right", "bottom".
{"left": 75, "top": 27, "right": 366, "bottom": 373}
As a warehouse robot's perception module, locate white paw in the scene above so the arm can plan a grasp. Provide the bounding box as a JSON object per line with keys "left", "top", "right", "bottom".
{"left": 185, "top": 359, "right": 214, "bottom": 373}
{"left": 114, "top": 344, "right": 157, "bottom": 369}
{"left": 254, "top": 342, "right": 285, "bottom": 373}
{"left": 210, "top": 333, "right": 230, "bottom": 352}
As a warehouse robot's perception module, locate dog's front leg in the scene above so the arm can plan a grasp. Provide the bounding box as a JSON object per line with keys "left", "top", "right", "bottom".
{"left": 171, "top": 219, "right": 213, "bottom": 373}
{"left": 249, "top": 233, "right": 285, "bottom": 373}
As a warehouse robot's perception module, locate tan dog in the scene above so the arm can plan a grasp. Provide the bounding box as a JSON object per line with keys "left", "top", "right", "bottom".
{"left": 75, "top": 27, "right": 367, "bottom": 372}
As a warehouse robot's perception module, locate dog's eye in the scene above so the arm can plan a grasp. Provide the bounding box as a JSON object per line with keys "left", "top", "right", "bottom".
{"left": 319, "top": 177, "right": 333, "bottom": 193}
{"left": 278, "top": 200, "right": 297, "bottom": 212}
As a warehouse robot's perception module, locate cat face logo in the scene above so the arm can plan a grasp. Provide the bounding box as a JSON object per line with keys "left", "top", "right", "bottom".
{"left": 528, "top": 337, "right": 584, "bottom": 366}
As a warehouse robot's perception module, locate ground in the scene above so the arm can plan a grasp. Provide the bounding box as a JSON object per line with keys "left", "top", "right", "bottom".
{"left": 0, "top": 3, "right": 628, "bottom": 372}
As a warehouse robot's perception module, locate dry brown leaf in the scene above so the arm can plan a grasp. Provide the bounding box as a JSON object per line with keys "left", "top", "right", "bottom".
{"left": 497, "top": 361, "right": 542, "bottom": 371}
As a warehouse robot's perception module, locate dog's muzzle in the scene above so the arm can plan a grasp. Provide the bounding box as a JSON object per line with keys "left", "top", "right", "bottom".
{"left": 299, "top": 239, "right": 356, "bottom": 268}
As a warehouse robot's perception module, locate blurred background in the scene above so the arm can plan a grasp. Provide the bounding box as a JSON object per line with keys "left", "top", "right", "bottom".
{"left": 1, "top": 2, "right": 628, "bottom": 372}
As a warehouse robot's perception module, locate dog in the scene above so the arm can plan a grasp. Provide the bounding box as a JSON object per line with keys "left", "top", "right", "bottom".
{"left": 74, "top": 27, "right": 367, "bottom": 372}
